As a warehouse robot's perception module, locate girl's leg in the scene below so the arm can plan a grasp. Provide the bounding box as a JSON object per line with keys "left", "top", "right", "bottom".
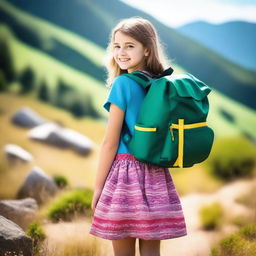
{"left": 139, "top": 239, "right": 161, "bottom": 256}
{"left": 112, "top": 237, "right": 136, "bottom": 256}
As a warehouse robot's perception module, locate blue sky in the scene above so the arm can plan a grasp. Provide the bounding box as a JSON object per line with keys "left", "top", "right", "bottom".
{"left": 121, "top": 0, "right": 256, "bottom": 27}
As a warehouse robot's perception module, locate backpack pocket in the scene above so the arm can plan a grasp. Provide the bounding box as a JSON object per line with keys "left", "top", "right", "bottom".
{"left": 183, "top": 126, "right": 214, "bottom": 166}
{"left": 160, "top": 120, "right": 214, "bottom": 167}
{"left": 127, "top": 123, "right": 160, "bottom": 162}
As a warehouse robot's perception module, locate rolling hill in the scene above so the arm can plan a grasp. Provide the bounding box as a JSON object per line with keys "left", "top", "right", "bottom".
{"left": 178, "top": 21, "right": 256, "bottom": 71}
{"left": 2, "top": 0, "right": 256, "bottom": 109}
{"left": 0, "top": 0, "right": 255, "bottom": 142}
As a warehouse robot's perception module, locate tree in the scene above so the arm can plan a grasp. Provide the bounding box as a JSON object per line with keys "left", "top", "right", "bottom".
{"left": 0, "top": 70, "right": 7, "bottom": 92}
{"left": 19, "top": 67, "right": 35, "bottom": 94}
{"left": 38, "top": 79, "right": 49, "bottom": 102}
{"left": 0, "top": 38, "right": 15, "bottom": 82}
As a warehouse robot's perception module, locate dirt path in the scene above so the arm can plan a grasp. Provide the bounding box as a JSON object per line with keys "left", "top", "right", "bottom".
{"left": 43, "top": 177, "right": 255, "bottom": 256}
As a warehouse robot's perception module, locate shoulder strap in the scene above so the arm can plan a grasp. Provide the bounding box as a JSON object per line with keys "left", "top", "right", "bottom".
{"left": 123, "top": 72, "right": 151, "bottom": 89}
{"left": 123, "top": 67, "right": 174, "bottom": 90}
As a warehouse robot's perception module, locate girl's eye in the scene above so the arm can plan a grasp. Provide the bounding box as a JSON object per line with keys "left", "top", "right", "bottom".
{"left": 114, "top": 45, "right": 120, "bottom": 49}
{"left": 127, "top": 45, "right": 134, "bottom": 48}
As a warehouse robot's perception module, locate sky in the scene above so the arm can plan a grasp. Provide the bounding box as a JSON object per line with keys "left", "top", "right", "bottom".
{"left": 121, "top": 0, "right": 256, "bottom": 27}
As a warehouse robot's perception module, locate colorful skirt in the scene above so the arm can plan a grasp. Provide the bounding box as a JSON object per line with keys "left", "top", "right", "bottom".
{"left": 89, "top": 153, "right": 187, "bottom": 240}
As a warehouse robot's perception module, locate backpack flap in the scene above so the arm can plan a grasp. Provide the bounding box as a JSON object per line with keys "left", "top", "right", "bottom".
{"left": 171, "top": 73, "right": 211, "bottom": 100}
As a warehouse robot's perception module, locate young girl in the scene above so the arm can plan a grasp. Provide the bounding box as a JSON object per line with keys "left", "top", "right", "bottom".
{"left": 90, "top": 17, "right": 187, "bottom": 256}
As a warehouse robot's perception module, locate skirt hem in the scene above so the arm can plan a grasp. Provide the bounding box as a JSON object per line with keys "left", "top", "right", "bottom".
{"left": 89, "top": 230, "right": 187, "bottom": 241}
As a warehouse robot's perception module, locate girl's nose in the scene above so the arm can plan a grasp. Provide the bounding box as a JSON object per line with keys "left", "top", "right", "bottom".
{"left": 119, "top": 47, "right": 126, "bottom": 55}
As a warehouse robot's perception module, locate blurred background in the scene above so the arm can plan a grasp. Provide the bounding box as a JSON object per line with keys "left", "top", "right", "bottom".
{"left": 0, "top": 0, "right": 255, "bottom": 256}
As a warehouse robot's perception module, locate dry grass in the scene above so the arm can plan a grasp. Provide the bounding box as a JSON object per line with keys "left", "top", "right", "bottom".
{"left": 0, "top": 92, "right": 105, "bottom": 199}
{"left": 42, "top": 237, "right": 106, "bottom": 256}
{"left": 0, "top": 92, "right": 227, "bottom": 200}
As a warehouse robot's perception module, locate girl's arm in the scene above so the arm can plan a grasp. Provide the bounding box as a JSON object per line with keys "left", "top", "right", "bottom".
{"left": 91, "top": 103, "right": 125, "bottom": 211}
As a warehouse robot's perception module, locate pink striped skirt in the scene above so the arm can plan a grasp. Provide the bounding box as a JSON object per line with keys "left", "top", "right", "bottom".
{"left": 89, "top": 153, "right": 187, "bottom": 240}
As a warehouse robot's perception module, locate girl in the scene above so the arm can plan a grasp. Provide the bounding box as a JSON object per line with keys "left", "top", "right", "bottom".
{"left": 90, "top": 17, "right": 187, "bottom": 256}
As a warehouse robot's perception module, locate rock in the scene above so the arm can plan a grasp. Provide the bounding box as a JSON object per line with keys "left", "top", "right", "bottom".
{"left": 0, "top": 215, "right": 32, "bottom": 256}
{"left": 0, "top": 198, "right": 38, "bottom": 230}
{"left": 4, "top": 144, "right": 34, "bottom": 163}
{"left": 50, "top": 127, "right": 94, "bottom": 155}
{"left": 11, "top": 106, "right": 47, "bottom": 128}
{"left": 28, "top": 122, "right": 94, "bottom": 155}
{"left": 16, "top": 166, "right": 58, "bottom": 205}
{"left": 28, "top": 122, "right": 60, "bottom": 142}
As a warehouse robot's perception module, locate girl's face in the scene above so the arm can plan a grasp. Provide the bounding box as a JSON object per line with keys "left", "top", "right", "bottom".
{"left": 113, "top": 31, "right": 148, "bottom": 73}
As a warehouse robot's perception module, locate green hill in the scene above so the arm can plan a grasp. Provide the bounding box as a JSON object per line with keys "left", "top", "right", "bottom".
{"left": 3, "top": 0, "right": 256, "bottom": 109}
{"left": 0, "top": 24, "right": 108, "bottom": 118}
{"left": 178, "top": 21, "right": 256, "bottom": 71}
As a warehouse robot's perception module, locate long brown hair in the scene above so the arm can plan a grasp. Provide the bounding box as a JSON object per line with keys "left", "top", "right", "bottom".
{"left": 104, "top": 17, "right": 169, "bottom": 87}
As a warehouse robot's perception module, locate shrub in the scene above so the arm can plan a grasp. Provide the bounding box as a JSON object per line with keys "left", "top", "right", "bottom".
{"left": 19, "top": 67, "right": 35, "bottom": 94}
{"left": 239, "top": 224, "right": 256, "bottom": 241}
{"left": 199, "top": 202, "right": 223, "bottom": 230}
{"left": 207, "top": 137, "right": 256, "bottom": 180}
{"left": 0, "top": 70, "right": 7, "bottom": 92}
{"left": 26, "top": 222, "right": 46, "bottom": 255}
{"left": 47, "top": 189, "right": 93, "bottom": 222}
{"left": 211, "top": 224, "right": 256, "bottom": 256}
{"left": 38, "top": 79, "right": 50, "bottom": 102}
{"left": 53, "top": 174, "right": 69, "bottom": 189}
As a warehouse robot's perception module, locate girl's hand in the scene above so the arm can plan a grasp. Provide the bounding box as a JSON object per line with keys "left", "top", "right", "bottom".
{"left": 91, "top": 188, "right": 103, "bottom": 212}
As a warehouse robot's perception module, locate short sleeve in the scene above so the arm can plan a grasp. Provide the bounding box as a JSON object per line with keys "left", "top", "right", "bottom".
{"left": 103, "top": 76, "right": 131, "bottom": 112}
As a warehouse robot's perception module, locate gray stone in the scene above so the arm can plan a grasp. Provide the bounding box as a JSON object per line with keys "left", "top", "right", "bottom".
{"left": 0, "top": 198, "right": 38, "bottom": 230}
{"left": 11, "top": 107, "right": 47, "bottom": 128}
{"left": 4, "top": 144, "right": 34, "bottom": 163}
{"left": 28, "top": 122, "right": 94, "bottom": 155}
{"left": 16, "top": 166, "right": 58, "bottom": 205}
{"left": 0, "top": 215, "right": 32, "bottom": 256}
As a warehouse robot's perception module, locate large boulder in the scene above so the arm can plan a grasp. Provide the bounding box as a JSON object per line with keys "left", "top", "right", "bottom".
{"left": 0, "top": 198, "right": 38, "bottom": 230}
{"left": 16, "top": 166, "right": 58, "bottom": 205}
{"left": 0, "top": 215, "right": 32, "bottom": 256}
{"left": 4, "top": 144, "right": 34, "bottom": 164}
{"left": 28, "top": 122, "right": 94, "bottom": 155}
{"left": 11, "top": 107, "right": 47, "bottom": 128}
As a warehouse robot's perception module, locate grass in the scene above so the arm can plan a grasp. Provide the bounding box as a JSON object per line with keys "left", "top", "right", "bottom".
{"left": 208, "top": 89, "right": 256, "bottom": 140}
{"left": 0, "top": 92, "right": 105, "bottom": 199}
{"left": 2, "top": 89, "right": 252, "bottom": 200}
{"left": 199, "top": 202, "right": 224, "bottom": 230}
{"left": 42, "top": 237, "right": 106, "bottom": 256}
{"left": 46, "top": 189, "right": 93, "bottom": 222}
{"left": 211, "top": 224, "right": 256, "bottom": 256}
{"left": 0, "top": 24, "right": 108, "bottom": 118}
{"left": 171, "top": 163, "right": 224, "bottom": 195}
{"left": 0, "top": 0, "right": 105, "bottom": 67}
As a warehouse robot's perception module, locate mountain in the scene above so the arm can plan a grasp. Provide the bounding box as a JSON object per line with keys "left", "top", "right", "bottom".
{"left": 3, "top": 0, "right": 256, "bottom": 109}
{"left": 1, "top": 0, "right": 256, "bottom": 109}
{"left": 177, "top": 21, "right": 256, "bottom": 71}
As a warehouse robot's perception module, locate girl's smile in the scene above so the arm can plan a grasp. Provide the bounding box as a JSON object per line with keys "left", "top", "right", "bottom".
{"left": 113, "top": 31, "right": 148, "bottom": 73}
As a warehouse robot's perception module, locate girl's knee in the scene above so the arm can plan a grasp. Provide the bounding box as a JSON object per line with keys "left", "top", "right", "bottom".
{"left": 139, "top": 239, "right": 161, "bottom": 256}
{"left": 112, "top": 237, "right": 136, "bottom": 256}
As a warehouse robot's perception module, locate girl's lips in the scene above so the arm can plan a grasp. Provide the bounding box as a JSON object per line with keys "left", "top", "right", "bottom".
{"left": 119, "top": 58, "right": 130, "bottom": 62}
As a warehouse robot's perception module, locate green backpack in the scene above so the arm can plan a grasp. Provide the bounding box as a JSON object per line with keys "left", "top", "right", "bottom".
{"left": 122, "top": 68, "right": 214, "bottom": 168}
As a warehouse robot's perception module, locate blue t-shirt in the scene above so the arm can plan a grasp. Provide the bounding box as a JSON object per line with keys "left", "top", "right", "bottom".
{"left": 103, "top": 75, "right": 146, "bottom": 153}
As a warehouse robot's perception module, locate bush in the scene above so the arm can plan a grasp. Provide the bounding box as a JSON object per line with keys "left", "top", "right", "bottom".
{"left": 239, "top": 224, "right": 256, "bottom": 241}
{"left": 199, "top": 202, "right": 223, "bottom": 230}
{"left": 0, "top": 70, "right": 7, "bottom": 92}
{"left": 207, "top": 137, "right": 256, "bottom": 180}
{"left": 38, "top": 79, "right": 50, "bottom": 102}
{"left": 26, "top": 222, "right": 46, "bottom": 255}
{"left": 19, "top": 67, "right": 35, "bottom": 94}
{"left": 211, "top": 224, "right": 256, "bottom": 256}
{"left": 53, "top": 174, "right": 69, "bottom": 189}
{"left": 47, "top": 189, "right": 93, "bottom": 222}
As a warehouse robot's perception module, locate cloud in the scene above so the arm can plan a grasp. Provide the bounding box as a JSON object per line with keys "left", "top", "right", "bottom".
{"left": 121, "top": 0, "right": 256, "bottom": 27}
